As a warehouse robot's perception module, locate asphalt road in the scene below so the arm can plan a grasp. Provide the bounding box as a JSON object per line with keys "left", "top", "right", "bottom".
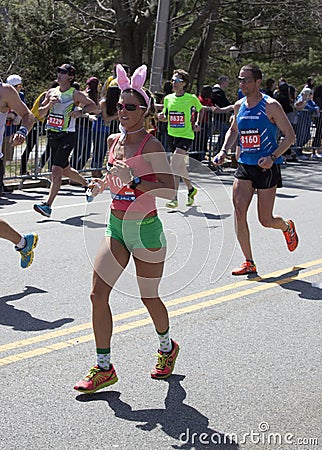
{"left": 0, "top": 159, "right": 321, "bottom": 450}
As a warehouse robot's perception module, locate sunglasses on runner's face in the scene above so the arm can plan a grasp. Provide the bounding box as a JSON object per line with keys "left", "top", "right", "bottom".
{"left": 57, "top": 68, "right": 68, "bottom": 74}
{"left": 172, "top": 77, "right": 184, "bottom": 83}
{"left": 237, "top": 76, "right": 254, "bottom": 84}
{"left": 116, "top": 103, "right": 147, "bottom": 112}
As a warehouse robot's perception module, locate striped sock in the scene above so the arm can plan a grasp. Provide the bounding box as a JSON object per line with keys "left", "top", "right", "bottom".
{"left": 157, "top": 328, "right": 172, "bottom": 353}
{"left": 96, "top": 348, "right": 111, "bottom": 371}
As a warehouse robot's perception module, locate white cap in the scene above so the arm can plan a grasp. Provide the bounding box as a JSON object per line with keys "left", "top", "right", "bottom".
{"left": 302, "top": 87, "right": 312, "bottom": 95}
{"left": 6, "top": 74, "right": 23, "bottom": 86}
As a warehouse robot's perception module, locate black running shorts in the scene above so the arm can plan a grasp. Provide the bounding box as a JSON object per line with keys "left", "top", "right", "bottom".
{"left": 167, "top": 136, "right": 193, "bottom": 153}
{"left": 47, "top": 131, "right": 76, "bottom": 169}
{"left": 234, "top": 162, "right": 283, "bottom": 189}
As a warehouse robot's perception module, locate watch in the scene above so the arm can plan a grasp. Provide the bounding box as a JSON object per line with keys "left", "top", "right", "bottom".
{"left": 270, "top": 154, "right": 277, "bottom": 161}
{"left": 129, "top": 176, "right": 141, "bottom": 190}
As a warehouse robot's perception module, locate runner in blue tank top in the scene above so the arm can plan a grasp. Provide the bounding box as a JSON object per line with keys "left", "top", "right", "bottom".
{"left": 215, "top": 64, "right": 299, "bottom": 275}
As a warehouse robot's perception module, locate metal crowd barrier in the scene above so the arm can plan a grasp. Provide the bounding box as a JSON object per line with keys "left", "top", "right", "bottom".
{"left": 2, "top": 109, "right": 320, "bottom": 188}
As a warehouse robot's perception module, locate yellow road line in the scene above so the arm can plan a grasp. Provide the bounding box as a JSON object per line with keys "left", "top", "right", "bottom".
{"left": 1, "top": 258, "right": 321, "bottom": 354}
{"left": 0, "top": 265, "right": 321, "bottom": 367}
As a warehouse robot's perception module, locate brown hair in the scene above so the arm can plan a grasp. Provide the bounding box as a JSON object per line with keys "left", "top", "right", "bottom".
{"left": 241, "top": 64, "right": 263, "bottom": 81}
{"left": 173, "top": 69, "right": 190, "bottom": 90}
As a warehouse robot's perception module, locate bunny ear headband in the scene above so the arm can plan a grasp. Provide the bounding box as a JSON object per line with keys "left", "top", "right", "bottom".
{"left": 116, "top": 64, "right": 150, "bottom": 108}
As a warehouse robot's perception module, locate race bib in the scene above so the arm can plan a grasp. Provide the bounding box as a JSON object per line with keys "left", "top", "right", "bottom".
{"left": 106, "top": 174, "right": 136, "bottom": 201}
{"left": 47, "top": 113, "right": 64, "bottom": 131}
{"left": 240, "top": 128, "right": 261, "bottom": 150}
{"left": 169, "top": 111, "right": 185, "bottom": 128}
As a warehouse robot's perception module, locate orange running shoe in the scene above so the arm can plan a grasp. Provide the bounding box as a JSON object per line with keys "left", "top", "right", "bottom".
{"left": 151, "top": 340, "right": 179, "bottom": 379}
{"left": 74, "top": 364, "right": 118, "bottom": 394}
{"left": 283, "top": 219, "right": 299, "bottom": 252}
{"left": 232, "top": 261, "right": 257, "bottom": 276}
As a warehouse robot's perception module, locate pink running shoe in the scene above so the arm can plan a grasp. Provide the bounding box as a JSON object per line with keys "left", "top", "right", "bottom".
{"left": 74, "top": 364, "right": 118, "bottom": 394}
{"left": 151, "top": 340, "right": 180, "bottom": 379}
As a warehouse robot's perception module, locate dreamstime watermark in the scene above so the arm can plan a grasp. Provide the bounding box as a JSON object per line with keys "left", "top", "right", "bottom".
{"left": 179, "top": 422, "right": 319, "bottom": 446}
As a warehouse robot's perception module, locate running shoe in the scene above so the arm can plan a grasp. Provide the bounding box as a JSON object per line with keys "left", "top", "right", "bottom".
{"left": 283, "top": 219, "right": 299, "bottom": 252}
{"left": 165, "top": 199, "right": 178, "bottom": 209}
{"left": 186, "top": 187, "right": 197, "bottom": 206}
{"left": 33, "top": 202, "right": 52, "bottom": 218}
{"left": 74, "top": 364, "right": 118, "bottom": 394}
{"left": 232, "top": 261, "right": 257, "bottom": 276}
{"left": 16, "top": 233, "right": 39, "bottom": 269}
{"left": 151, "top": 340, "right": 179, "bottom": 379}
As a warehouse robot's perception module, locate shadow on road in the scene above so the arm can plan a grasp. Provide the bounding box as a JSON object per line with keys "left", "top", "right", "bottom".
{"left": 76, "top": 374, "right": 239, "bottom": 449}
{"left": 35, "top": 213, "right": 105, "bottom": 229}
{"left": 0, "top": 285, "right": 74, "bottom": 331}
{"left": 255, "top": 266, "right": 322, "bottom": 301}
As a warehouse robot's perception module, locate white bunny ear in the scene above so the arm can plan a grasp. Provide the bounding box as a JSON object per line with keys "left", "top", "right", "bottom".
{"left": 116, "top": 64, "right": 131, "bottom": 91}
{"left": 131, "top": 64, "right": 147, "bottom": 89}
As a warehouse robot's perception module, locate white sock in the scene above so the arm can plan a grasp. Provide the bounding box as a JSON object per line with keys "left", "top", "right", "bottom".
{"left": 16, "top": 236, "right": 26, "bottom": 250}
{"left": 157, "top": 328, "right": 172, "bottom": 353}
{"left": 96, "top": 350, "right": 111, "bottom": 370}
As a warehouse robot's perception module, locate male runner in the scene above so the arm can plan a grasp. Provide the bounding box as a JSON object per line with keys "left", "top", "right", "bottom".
{"left": 158, "top": 69, "right": 203, "bottom": 208}
{"left": 0, "top": 80, "right": 38, "bottom": 267}
{"left": 215, "top": 64, "right": 298, "bottom": 275}
{"left": 33, "top": 63, "right": 97, "bottom": 217}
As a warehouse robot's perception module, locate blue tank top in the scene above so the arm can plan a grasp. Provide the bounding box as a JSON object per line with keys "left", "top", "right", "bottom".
{"left": 237, "top": 94, "right": 282, "bottom": 165}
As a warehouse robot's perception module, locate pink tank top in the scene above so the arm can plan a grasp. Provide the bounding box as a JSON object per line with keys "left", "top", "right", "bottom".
{"left": 106, "top": 133, "right": 158, "bottom": 214}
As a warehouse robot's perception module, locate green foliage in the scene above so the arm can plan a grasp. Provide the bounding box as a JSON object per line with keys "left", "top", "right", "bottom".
{"left": 0, "top": 0, "right": 321, "bottom": 103}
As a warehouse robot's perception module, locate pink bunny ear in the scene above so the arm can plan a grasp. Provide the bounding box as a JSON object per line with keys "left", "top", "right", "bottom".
{"left": 116, "top": 64, "right": 131, "bottom": 91}
{"left": 130, "top": 64, "right": 147, "bottom": 89}
{"left": 130, "top": 64, "right": 150, "bottom": 107}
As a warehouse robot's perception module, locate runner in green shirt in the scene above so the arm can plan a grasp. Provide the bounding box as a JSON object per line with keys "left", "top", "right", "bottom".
{"left": 158, "top": 69, "right": 203, "bottom": 208}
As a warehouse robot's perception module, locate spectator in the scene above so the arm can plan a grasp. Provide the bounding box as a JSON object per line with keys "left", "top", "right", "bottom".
{"left": 101, "top": 63, "right": 130, "bottom": 98}
{"left": 71, "top": 80, "right": 98, "bottom": 171}
{"left": 89, "top": 77, "right": 111, "bottom": 178}
{"left": 196, "top": 85, "right": 216, "bottom": 161}
{"left": 211, "top": 76, "right": 231, "bottom": 108}
{"left": 211, "top": 76, "right": 233, "bottom": 151}
{"left": 312, "top": 85, "right": 322, "bottom": 158}
{"left": 155, "top": 81, "right": 173, "bottom": 151}
{"left": 304, "top": 76, "right": 314, "bottom": 95}
{"left": 294, "top": 87, "right": 319, "bottom": 160}
{"left": 264, "top": 78, "right": 276, "bottom": 98}
{"left": 274, "top": 81, "right": 296, "bottom": 129}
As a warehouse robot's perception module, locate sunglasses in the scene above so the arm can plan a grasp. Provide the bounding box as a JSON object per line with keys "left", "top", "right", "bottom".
{"left": 57, "top": 68, "right": 68, "bottom": 74}
{"left": 237, "top": 76, "right": 254, "bottom": 84}
{"left": 172, "top": 78, "right": 184, "bottom": 83}
{"left": 116, "top": 103, "right": 146, "bottom": 112}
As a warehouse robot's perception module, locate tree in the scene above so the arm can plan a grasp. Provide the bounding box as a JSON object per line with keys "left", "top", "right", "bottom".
{"left": 1, "top": 0, "right": 322, "bottom": 103}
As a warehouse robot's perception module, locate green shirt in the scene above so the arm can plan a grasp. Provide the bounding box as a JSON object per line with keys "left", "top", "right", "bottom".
{"left": 163, "top": 92, "right": 203, "bottom": 140}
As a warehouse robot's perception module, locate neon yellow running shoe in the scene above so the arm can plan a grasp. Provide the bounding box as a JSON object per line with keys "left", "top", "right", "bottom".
{"left": 165, "top": 199, "right": 178, "bottom": 209}
{"left": 186, "top": 187, "right": 197, "bottom": 206}
{"left": 74, "top": 364, "right": 118, "bottom": 394}
{"left": 151, "top": 340, "right": 180, "bottom": 379}
{"left": 16, "top": 233, "right": 39, "bottom": 269}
